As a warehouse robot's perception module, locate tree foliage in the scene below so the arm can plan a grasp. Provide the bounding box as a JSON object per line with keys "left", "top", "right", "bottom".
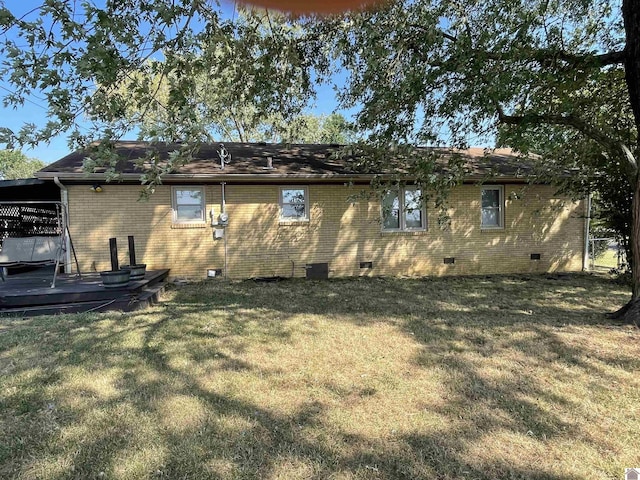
{"left": 308, "top": 0, "right": 631, "bottom": 149}
{"left": 1, "top": 0, "right": 634, "bottom": 162}
{"left": 116, "top": 58, "right": 354, "bottom": 143}
{"left": 0, "top": 2, "right": 315, "bottom": 184}
{"left": 0, "top": 150, "right": 45, "bottom": 180}
{"left": 109, "top": 10, "right": 324, "bottom": 145}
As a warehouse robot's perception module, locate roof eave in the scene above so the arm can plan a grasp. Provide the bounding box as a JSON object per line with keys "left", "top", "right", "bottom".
{"left": 36, "top": 171, "right": 537, "bottom": 184}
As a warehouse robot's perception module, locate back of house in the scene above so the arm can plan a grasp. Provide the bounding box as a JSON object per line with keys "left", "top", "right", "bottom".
{"left": 35, "top": 142, "right": 587, "bottom": 279}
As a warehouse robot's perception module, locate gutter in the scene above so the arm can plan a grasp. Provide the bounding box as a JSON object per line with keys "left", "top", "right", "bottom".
{"left": 53, "top": 176, "right": 72, "bottom": 273}
{"left": 36, "top": 172, "right": 380, "bottom": 182}
{"left": 36, "top": 172, "right": 534, "bottom": 185}
{"left": 221, "top": 182, "right": 228, "bottom": 279}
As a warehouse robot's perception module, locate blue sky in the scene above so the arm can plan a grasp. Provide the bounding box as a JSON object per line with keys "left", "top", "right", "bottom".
{"left": 0, "top": 0, "right": 351, "bottom": 164}
{"left": 0, "top": 98, "right": 73, "bottom": 164}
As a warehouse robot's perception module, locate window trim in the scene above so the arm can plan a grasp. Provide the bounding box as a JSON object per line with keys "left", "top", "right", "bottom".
{"left": 480, "top": 185, "right": 504, "bottom": 230}
{"left": 171, "top": 185, "right": 206, "bottom": 224}
{"left": 381, "top": 186, "right": 427, "bottom": 232}
{"left": 279, "top": 186, "right": 309, "bottom": 222}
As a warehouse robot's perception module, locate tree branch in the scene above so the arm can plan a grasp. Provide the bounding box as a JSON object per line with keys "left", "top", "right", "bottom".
{"left": 496, "top": 104, "right": 607, "bottom": 145}
{"left": 486, "top": 48, "right": 626, "bottom": 67}
{"left": 408, "top": 23, "right": 626, "bottom": 67}
{"left": 621, "top": 143, "right": 638, "bottom": 172}
{"left": 495, "top": 103, "right": 638, "bottom": 173}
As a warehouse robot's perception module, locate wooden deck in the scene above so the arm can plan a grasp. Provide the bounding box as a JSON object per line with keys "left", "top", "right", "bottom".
{"left": 0, "top": 268, "right": 170, "bottom": 316}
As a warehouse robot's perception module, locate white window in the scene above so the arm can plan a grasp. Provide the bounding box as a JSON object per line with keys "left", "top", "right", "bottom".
{"left": 172, "top": 186, "right": 205, "bottom": 223}
{"left": 280, "top": 187, "right": 309, "bottom": 221}
{"left": 481, "top": 186, "right": 504, "bottom": 229}
{"left": 382, "top": 186, "right": 426, "bottom": 231}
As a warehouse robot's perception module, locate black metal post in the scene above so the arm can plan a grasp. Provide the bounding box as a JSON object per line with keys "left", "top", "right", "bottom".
{"left": 109, "top": 237, "right": 119, "bottom": 271}
{"left": 128, "top": 235, "right": 136, "bottom": 265}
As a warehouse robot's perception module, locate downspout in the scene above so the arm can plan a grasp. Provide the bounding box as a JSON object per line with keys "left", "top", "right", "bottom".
{"left": 583, "top": 193, "right": 592, "bottom": 271}
{"left": 54, "top": 176, "right": 72, "bottom": 273}
{"left": 221, "top": 182, "right": 227, "bottom": 278}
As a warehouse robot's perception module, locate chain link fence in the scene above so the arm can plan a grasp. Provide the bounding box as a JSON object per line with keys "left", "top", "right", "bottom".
{"left": 589, "top": 237, "right": 627, "bottom": 272}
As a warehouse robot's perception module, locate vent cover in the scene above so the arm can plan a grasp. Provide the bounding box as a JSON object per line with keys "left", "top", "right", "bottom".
{"left": 444, "top": 257, "right": 455, "bottom": 264}
{"left": 360, "top": 261, "right": 373, "bottom": 269}
{"left": 530, "top": 253, "right": 541, "bottom": 260}
{"left": 306, "top": 263, "right": 329, "bottom": 280}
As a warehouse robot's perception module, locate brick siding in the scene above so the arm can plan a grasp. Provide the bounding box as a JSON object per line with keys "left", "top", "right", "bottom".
{"left": 66, "top": 183, "right": 585, "bottom": 279}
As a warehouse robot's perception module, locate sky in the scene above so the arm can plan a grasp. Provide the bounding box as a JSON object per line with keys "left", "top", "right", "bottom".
{"left": 0, "top": 94, "right": 73, "bottom": 164}
{"left": 0, "top": 0, "right": 351, "bottom": 164}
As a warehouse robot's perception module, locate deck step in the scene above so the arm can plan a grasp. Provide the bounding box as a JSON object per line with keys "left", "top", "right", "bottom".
{"left": 0, "top": 282, "right": 166, "bottom": 317}
{"left": 0, "top": 269, "right": 170, "bottom": 315}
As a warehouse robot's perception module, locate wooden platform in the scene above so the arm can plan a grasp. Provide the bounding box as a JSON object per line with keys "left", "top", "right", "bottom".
{"left": 0, "top": 268, "right": 170, "bottom": 316}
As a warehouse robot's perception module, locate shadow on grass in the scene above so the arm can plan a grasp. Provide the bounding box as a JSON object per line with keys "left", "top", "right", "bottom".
{"left": 0, "top": 273, "right": 636, "bottom": 479}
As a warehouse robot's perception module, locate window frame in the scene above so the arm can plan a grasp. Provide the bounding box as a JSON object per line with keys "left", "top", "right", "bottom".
{"left": 480, "top": 185, "right": 504, "bottom": 230}
{"left": 279, "top": 186, "right": 309, "bottom": 222}
{"left": 171, "top": 186, "right": 206, "bottom": 224}
{"left": 381, "top": 185, "right": 427, "bottom": 232}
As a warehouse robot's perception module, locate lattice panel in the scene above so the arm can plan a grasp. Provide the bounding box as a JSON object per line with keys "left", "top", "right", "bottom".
{"left": 0, "top": 204, "right": 60, "bottom": 241}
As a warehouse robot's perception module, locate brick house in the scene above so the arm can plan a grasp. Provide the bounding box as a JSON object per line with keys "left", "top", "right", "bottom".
{"left": 35, "top": 142, "right": 587, "bottom": 279}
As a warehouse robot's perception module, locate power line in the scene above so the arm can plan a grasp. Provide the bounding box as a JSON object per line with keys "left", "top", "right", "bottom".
{"left": 0, "top": 84, "right": 49, "bottom": 111}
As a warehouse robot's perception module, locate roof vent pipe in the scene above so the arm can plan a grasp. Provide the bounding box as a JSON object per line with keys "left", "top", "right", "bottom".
{"left": 217, "top": 143, "right": 231, "bottom": 170}
{"left": 266, "top": 156, "right": 273, "bottom": 169}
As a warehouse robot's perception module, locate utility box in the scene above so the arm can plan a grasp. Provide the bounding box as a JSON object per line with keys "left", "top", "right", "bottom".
{"left": 306, "top": 263, "right": 329, "bottom": 280}
{"left": 214, "top": 228, "right": 224, "bottom": 239}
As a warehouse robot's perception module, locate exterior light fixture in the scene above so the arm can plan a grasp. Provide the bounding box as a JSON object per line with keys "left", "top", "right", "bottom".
{"left": 91, "top": 184, "right": 103, "bottom": 192}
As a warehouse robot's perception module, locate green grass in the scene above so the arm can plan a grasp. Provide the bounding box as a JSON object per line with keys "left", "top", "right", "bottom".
{"left": 1, "top": 274, "right": 639, "bottom": 479}
{"left": 593, "top": 249, "right": 624, "bottom": 269}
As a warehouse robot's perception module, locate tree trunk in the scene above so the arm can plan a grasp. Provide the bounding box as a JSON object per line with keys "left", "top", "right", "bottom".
{"left": 609, "top": 0, "right": 640, "bottom": 325}
{"left": 634, "top": 175, "right": 640, "bottom": 301}
{"left": 609, "top": 173, "right": 640, "bottom": 325}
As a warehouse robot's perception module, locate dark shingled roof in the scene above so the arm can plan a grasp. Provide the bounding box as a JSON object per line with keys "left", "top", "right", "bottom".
{"left": 37, "top": 141, "right": 536, "bottom": 180}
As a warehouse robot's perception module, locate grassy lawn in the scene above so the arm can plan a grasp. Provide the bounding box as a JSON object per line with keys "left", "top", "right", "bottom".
{"left": 1, "top": 274, "right": 639, "bottom": 480}
{"left": 592, "top": 249, "right": 625, "bottom": 270}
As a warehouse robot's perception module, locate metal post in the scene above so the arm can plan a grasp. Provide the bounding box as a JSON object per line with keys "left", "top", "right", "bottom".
{"left": 109, "top": 238, "right": 119, "bottom": 271}
{"left": 128, "top": 235, "right": 136, "bottom": 265}
{"left": 51, "top": 203, "right": 62, "bottom": 288}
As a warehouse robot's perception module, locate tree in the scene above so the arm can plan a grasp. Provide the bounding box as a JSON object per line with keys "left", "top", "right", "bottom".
{"left": 503, "top": 67, "right": 634, "bottom": 273}
{"left": 0, "top": 150, "right": 45, "bottom": 179}
{"left": 115, "top": 62, "right": 354, "bottom": 143}
{"left": 110, "top": 9, "right": 319, "bottom": 145}
{"left": 280, "top": 112, "right": 357, "bottom": 144}
{"left": 0, "top": 3, "right": 316, "bottom": 183}
{"left": 306, "top": 0, "right": 640, "bottom": 323}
